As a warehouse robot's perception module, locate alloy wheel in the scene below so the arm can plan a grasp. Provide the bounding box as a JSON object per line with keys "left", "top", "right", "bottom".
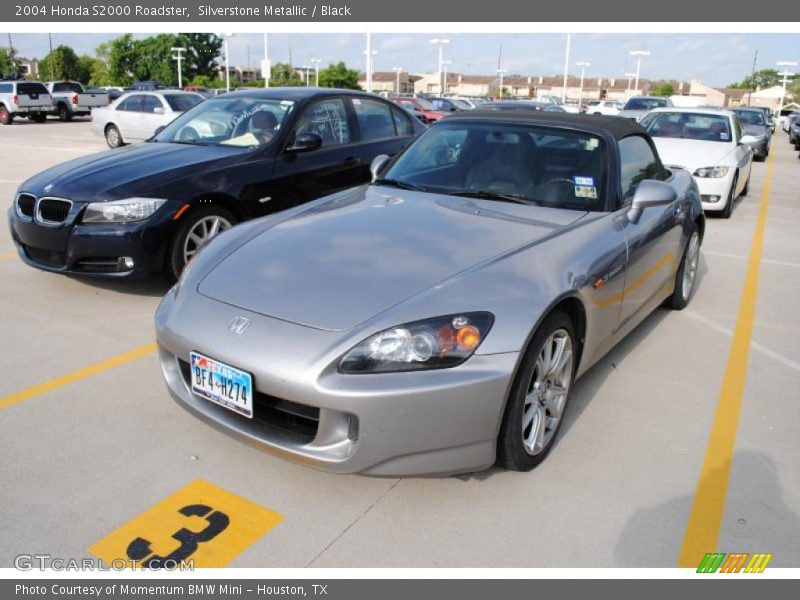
{"left": 681, "top": 232, "right": 700, "bottom": 301}
{"left": 182, "top": 215, "right": 232, "bottom": 264}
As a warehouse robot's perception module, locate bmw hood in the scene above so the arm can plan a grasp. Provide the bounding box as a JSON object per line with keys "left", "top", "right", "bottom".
{"left": 651, "top": 138, "right": 734, "bottom": 170}
{"left": 19, "top": 142, "right": 245, "bottom": 202}
{"left": 198, "top": 186, "right": 586, "bottom": 331}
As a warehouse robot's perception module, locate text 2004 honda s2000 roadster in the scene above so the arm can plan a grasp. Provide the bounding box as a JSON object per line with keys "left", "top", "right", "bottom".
{"left": 155, "top": 111, "right": 704, "bottom": 476}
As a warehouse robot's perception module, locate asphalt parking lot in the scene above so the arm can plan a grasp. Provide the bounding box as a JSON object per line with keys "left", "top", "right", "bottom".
{"left": 0, "top": 118, "right": 798, "bottom": 569}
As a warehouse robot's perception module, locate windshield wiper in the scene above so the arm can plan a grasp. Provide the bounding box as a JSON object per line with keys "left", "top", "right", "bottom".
{"left": 170, "top": 140, "right": 210, "bottom": 146}
{"left": 373, "top": 178, "right": 428, "bottom": 192}
{"left": 445, "top": 190, "right": 539, "bottom": 206}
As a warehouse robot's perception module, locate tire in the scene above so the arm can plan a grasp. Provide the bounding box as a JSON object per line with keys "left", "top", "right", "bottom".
{"left": 57, "top": 104, "right": 72, "bottom": 122}
{"left": 741, "top": 174, "right": 749, "bottom": 197}
{"left": 496, "top": 310, "right": 577, "bottom": 471}
{"left": 165, "top": 205, "right": 237, "bottom": 282}
{"left": 105, "top": 124, "right": 124, "bottom": 148}
{"left": 666, "top": 225, "right": 700, "bottom": 310}
{"left": 720, "top": 174, "right": 737, "bottom": 219}
{"left": 0, "top": 106, "right": 12, "bottom": 125}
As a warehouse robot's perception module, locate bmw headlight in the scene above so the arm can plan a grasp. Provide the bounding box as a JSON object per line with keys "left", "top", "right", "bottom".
{"left": 83, "top": 198, "right": 167, "bottom": 223}
{"left": 338, "top": 312, "right": 494, "bottom": 374}
{"left": 693, "top": 166, "right": 729, "bottom": 178}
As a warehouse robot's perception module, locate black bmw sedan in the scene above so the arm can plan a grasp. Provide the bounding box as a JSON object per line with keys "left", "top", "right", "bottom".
{"left": 9, "top": 88, "right": 424, "bottom": 280}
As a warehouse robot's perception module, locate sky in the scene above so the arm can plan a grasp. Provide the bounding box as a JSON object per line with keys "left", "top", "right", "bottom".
{"left": 3, "top": 32, "right": 798, "bottom": 87}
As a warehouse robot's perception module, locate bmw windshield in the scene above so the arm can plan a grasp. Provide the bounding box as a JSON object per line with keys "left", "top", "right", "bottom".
{"left": 153, "top": 95, "right": 296, "bottom": 147}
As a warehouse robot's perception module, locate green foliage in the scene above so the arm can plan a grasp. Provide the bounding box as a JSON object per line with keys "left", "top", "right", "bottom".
{"left": 0, "top": 47, "right": 11, "bottom": 74}
{"left": 651, "top": 83, "right": 675, "bottom": 97}
{"left": 187, "top": 74, "right": 226, "bottom": 89}
{"left": 318, "top": 61, "right": 360, "bottom": 90}
{"left": 182, "top": 33, "right": 222, "bottom": 79}
{"left": 39, "top": 45, "right": 81, "bottom": 81}
{"left": 107, "top": 34, "right": 136, "bottom": 86}
{"left": 729, "top": 68, "right": 782, "bottom": 90}
{"left": 269, "top": 62, "right": 304, "bottom": 87}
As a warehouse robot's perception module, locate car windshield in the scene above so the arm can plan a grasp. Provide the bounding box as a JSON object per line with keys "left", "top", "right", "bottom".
{"left": 163, "top": 93, "right": 204, "bottom": 112}
{"left": 153, "top": 96, "right": 295, "bottom": 147}
{"left": 624, "top": 98, "right": 667, "bottom": 111}
{"left": 733, "top": 110, "right": 765, "bottom": 126}
{"left": 18, "top": 82, "right": 48, "bottom": 95}
{"left": 378, "top": 121, "right": 606, "bottom": 211}
{"left": 414, "top": 98, "right": 437, "bottom": 110}
{"left": 640, "top": 111, "right": 733, "bottom": 142}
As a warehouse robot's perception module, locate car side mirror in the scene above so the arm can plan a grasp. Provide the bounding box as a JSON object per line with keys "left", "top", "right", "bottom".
{"left": 370, "top": 154, "right": 391, "bottom": 182}
{"left": 626, "top": 180, "right": 677, "bottom": 224}
{"left": 153, "top": 106, "right": 165, "bottom": 115}
{"left": 739, "top": 134, "right": 758, "bottom": 146}
{"left": 286, "top": 132, "right": 323, "bottom": 153}
{"left": 153, "top": 125, "right": 165, "bottom": 136}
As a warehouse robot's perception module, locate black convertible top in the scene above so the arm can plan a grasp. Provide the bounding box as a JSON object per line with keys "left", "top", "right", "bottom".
{"left": 444, "top": 110, "right": 648, "bottom": 140}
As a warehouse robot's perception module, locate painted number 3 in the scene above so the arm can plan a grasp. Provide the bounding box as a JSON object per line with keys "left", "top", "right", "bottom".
{"left": 126, "top": 504, "right": 229, "bottom": 568}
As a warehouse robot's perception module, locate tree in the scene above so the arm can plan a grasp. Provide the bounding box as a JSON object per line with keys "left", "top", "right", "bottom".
{"left": 0, "top": 47, "right": 11, "bottom": 74}
{"left": 318, "top": 61, "right": 360, "bottom": 90}
{"left": 131, "top": 34, "right": 185, "bottom": 86}
{"left": 729, "top": 68, "right": 781, "bottom": 90}
{"left": 651, "top": 83, "right": 675, "bottom": 97}
{"left": 187, "top": 74, "right": 226, "bottom": 89}
{"left": 39, "top": 44, "right": 81, "bottom": 81}
{"left": 107, "top": 34, "right": 136, "bottom": 86}
{"left": 183, "top": 33, "right": 222, "bottom": 79}
{"left": 269, "top": 62, "right": 303, "bottom": 87}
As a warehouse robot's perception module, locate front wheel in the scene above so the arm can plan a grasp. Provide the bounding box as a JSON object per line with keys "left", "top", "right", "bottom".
{"left": 720, "top": 174, "right": 737, "bottom": 219}
{"left": 497, "top": 311, "right": 576, "bottom": 471}
{"left": 666, "top": 226, "right": 700, "bottom": 310}
{"left": 165, "top": 206, "right": 237, "bottom": 282}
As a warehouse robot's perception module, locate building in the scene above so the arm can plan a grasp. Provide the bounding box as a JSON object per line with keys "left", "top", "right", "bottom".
{"left": 357, "top": 71, "right": 421, "bottom": 94}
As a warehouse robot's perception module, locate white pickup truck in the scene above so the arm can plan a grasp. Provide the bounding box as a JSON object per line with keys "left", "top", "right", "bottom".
{"left": 0, "top": 80, "right": 52, "bottom": 124}
{"left": 44, "top": 81, "right": 108, "bottom": 121}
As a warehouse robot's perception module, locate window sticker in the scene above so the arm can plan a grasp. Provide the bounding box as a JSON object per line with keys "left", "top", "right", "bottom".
{"left": 574, "top": 185, "right": 598, "bottom": 199}
{"left": 573, "top": 176, "right": 594, "bottom": 186}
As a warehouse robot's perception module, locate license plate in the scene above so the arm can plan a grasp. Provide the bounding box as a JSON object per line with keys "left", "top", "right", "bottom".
{"left": 190, "top": 352, "right": 253, "bottom": 418}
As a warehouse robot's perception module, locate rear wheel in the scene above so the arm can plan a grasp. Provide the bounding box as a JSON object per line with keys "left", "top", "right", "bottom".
{"left": 165, "top": 205, "right": 237, "bottom": 282}
{"left": 497, "top": 311, "right": 576, "bottom": 471}
{"left": 105, "top": 124, "right": 124, "bottom": 148}
{"left": 57, "top": 104, "right": 72, "bottom": 122}
{"left": 0, "top": 106, "right": 12, "bottom": 125}
{"left": 666, "top": 226, "right": 700, "bottom": 310}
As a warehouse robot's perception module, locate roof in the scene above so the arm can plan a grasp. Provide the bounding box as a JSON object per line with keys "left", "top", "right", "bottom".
{"left": 648, "top": 107, "right": 736, "bottom": 117}
{"left": 215, "top": 87, "right": 370, "bottom": 100}
{"left": 442, "top": 110, "right": 648, "bottom": 140}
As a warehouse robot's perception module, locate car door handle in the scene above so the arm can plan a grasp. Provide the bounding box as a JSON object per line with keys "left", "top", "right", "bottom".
{"left": 343, "top": 157, "right": 361, "bottom": 166}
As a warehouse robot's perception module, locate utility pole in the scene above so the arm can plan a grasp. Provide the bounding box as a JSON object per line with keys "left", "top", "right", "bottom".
{"left": 497, "top": 68, "right": 508, "bottom": 98}
{"left": 48, "top": 33, "right": 54, "bottom": 80}
{"left": 746, "top": 50, "right": 758, "bottom": 106}
{"left": 630, "top": 50, "right": 651, "bottom": 94}
{"left": 171, "top": 47, "right": 186, "bottom": 89}
{"left": 7, "top": 33, "right": 17, "bottom": 75}
{"left": 311, "top": 58, "right": 321, "bottom": 87}
{"left": 263, "top": 33, "right": 270, "bottom": 88}
{"left": 430, "top": 38, "right": 450, "bottom": 96}
{"left": 576, "top": 61, "right": 591, "bottom": 109}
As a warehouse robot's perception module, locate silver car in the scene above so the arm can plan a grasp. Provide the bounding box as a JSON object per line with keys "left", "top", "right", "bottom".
{"left": 155, "top": 112, "right": 704, "bottom": 476}
{"left": 90, "top": 91, "right": 205, "bottom": 148}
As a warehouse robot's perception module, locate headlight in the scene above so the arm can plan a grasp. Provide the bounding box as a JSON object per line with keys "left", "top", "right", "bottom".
{"left": 693, "top": 166, "right": 729, "bottom": 178}
{"left": 82, "top": 198, "right": 167, "bottom": 223}
{"left": 338, "top": 312, "right": 494, "bottom": 374}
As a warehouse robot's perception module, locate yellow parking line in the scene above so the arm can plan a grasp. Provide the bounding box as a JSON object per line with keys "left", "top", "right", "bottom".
{"left": 0, "top": 252, "right": 17, "bottom": 261}
{"left": 0, "top": 343, "right": 157, "bottom": 411}
{"left": 677, "top": 150, "right": 776, "bottom": 567}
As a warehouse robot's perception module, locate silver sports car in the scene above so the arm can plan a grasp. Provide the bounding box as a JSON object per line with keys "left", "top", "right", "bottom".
{"left": 155, "top": 111, "right": 704, "bottom": 476}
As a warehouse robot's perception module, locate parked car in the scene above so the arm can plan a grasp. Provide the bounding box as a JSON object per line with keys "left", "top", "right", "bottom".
{"left": 618, "top": 96, "right": 674, "bottom": 121}
{"left": 429, "top": 97, "right": 463, "bottom": 112}
{"left": 781, "top": 112, "right": 799, "bottom": 133}
{"left": 586, "top": 100, "right": 624, "bottom": 116}
{"left": 536, "top": 95, "right": 582, "bottom": 113}
{"left": 44, "top": 81, "right": 109, "bottom": 121}
{"left": 390, "top": 96, "right": 447, "bottom": 122}
{"left": 730, "top": 107, "right": 771, "bottom": 161}
{"left": 0, "top": 80, "right": 52, "bottom": 124}
{"left": 89, "top": 91, "right": 205, "bottom": 148}
{"left": 480, "top": 100, "right": 565, "bottom": 112}
{"left": 789, "top": 118, "right": 800, "bottom": 150}
{"left": 154, "top": 111, "right": 704, "bottom": 476}
{"left": 9, "top": 88, "right": 425, "bottom": 281}
{"left": 754, "top": 106, "right": 775, "bottom": 132}
{"left": 448, "top": 96, "right": 480, "bottom": 110}
{"left": 131, "top": 80, "right": 167, "bottom": 91}
{"left": 639, "top": 108, "right": 756, "bottom": 218}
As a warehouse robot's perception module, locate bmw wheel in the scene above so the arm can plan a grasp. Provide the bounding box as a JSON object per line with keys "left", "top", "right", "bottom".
{"left": 497, "top": 311, "right": 576, "bottom": 471}
{"left": 720, "top": 173, "right": 737, "bottom": 219}
{"left": 166, "top": 205, "right": 237, "bottom": 282}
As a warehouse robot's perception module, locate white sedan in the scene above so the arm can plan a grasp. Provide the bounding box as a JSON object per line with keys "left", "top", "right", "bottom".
{"left": 586, "top": 100, "right": 624, "bottom": 115}
{"left": 90, "top": 91, "right": 205, "bottom": 148}
{"left": 639, "top": 108, "right": 756, "bottom": 218}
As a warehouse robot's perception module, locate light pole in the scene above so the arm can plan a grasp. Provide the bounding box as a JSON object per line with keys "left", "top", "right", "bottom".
{"left": 393, "top": 67, "right": 403, "bottom": 94}
{"left": 576, "top": 61, "right": 591, "bottom": 109}
{"left": 776, "top": 61, "right": 798, "bottom": 118}
{"left": 430, "top": 38, "right": 450, "bottom": 96}
{"left": 562, "top": 33, "right": 571, "bottom": 102}
{"left": 625, "top": 72, "right": 637, "bottom": 95}
{"left": 263, "top": 33, "right": 270, "bottom": 88}
{"left": 171, "top": 47, "right": 186, "bottom": 89}
{"left": 311, "top": 58, "right": 321, "bottom": 87}
{"left": 497, "top": 68, "right": 508, "bottom": 99}
{"left": 221, "top": 33, "right": 233, "bottom": 92}
{"left": 442, "top": 60, "right": 452, "bottom": 95}
{"left": 303, "top": 65, "right": 310, "bottom": 86}
{"left": 364, "top": 33, "right": 379, "bottom": 93}
{"left": 629, "top": 50, "right": 650, "bottom": 94}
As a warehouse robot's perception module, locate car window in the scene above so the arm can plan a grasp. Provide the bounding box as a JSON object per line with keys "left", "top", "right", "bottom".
{"left": 118, "top": 95, "right": 143, "bottom": 112}
{"left": 733, "top": 110, "right": 765, "bottom": 126}
{"left": 619, "top": 135, "right": 661, "bottom": 204}
{"left": 294, "top": 98, "right": 351, "bottom": 147}
{"left": 0, "top": 83, "right": 11, "bottom": 93}
{"left": 624, "top": 97, "right": 667, "bottom": 111}
{"left": 391, "top": 106, "right": 414, "bottom": 136}
{"left": 352, "top": 97, "right": 396, "bottom": 141}
{"left": 164, "top": 93, "right": 204, "bottom": 112}
{"left": 640, "top": 111, "right": 733, "bottom": 143}
{"left": 17, "top": 83, "right": 48, "bottom": 96}
{"left": 53, "top": 82, "right": 82, "bottom": 93}
{"left": 142, "top": 95, "right": 163, "bottom": 114}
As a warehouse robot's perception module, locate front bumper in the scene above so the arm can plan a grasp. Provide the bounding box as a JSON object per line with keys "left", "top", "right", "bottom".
{"left": 155, "top": 288, "right": 519, "bottom": 476}
{"left": 7, "top": 204, "right": 174, "bottom": 278}
{"left": 694, "top": 172, "right": 735, "bottom": 213}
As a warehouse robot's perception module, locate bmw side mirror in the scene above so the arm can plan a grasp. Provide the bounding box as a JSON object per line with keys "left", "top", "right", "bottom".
{"left": 739, "top": 134, "right": 758, "bottom": 146}
{"left": 370, "top": 154, "right": 391, "bottom": 182}
{"left": 627, "top": 180, "right": 677, "bottom": 224}
{"left": 287, "top": 132, "right": 323, "bottom": 153}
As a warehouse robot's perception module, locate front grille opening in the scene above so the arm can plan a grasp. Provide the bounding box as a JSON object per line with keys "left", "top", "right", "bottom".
{"left": 37, "top": 198, "right": 71, "bottom": 223}
{"left": 75, "top": 258, "right": 123, "bottom": 273}
{"left": 178, "top": 359, "right": 320, "bottom": 444}
{"left": 16, "top": 194, "right": 36, "bottom": 218}
{"left": 23, "top": 245, "right": 67, "bottom": 267}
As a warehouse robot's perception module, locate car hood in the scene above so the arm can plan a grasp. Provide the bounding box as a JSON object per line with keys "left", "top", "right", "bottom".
{"left": 651, "top": 138, "right": 734, "bottom": 170}
{"left": 617, "top": 110, "right": 647, "bottom": 120}
{"left": 19, "top": 142, "right": 245, "bottom": 202}
{"left": 198, "top": 186, "right": 586, "bottom": 331}
{"left": 742, "top": 124, "right": 767, "bottom": 137}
